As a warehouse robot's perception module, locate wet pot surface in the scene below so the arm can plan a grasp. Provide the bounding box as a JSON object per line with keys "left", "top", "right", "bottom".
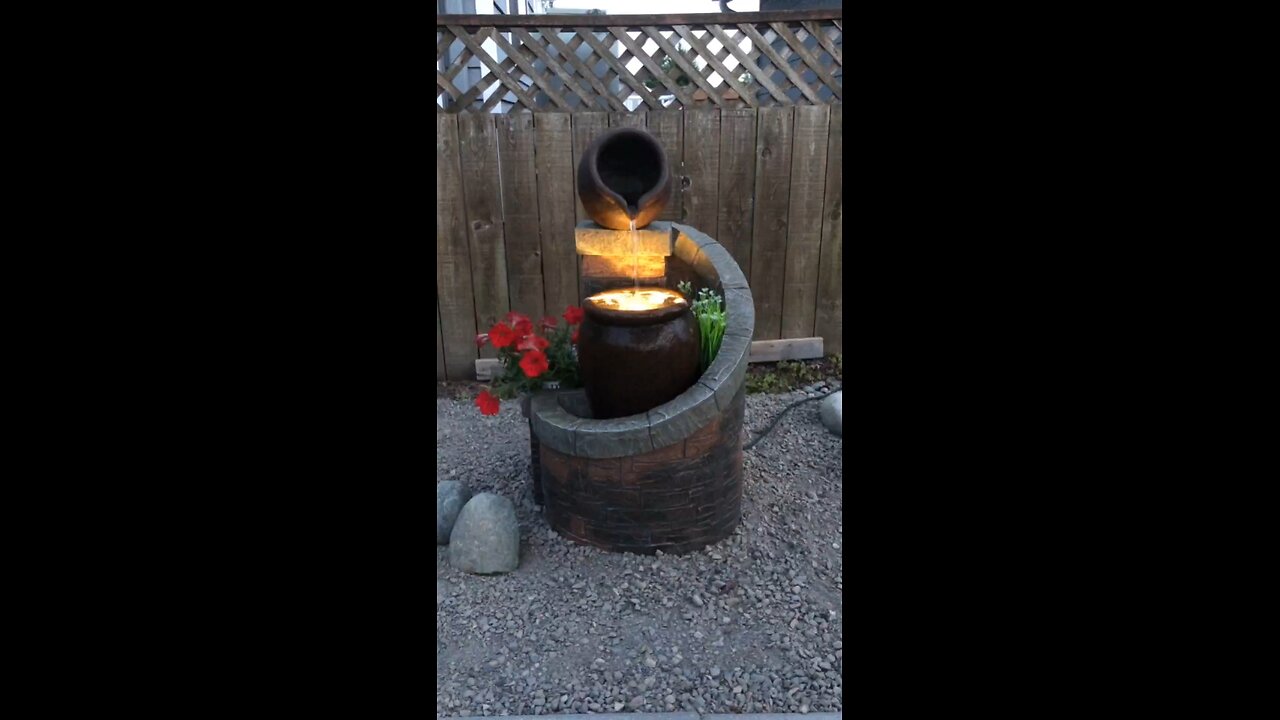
{"left": 578, "top": 289, "right": 700, "bottom": 419}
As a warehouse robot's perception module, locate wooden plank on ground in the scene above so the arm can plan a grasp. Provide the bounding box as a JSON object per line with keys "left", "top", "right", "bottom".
{"left": 475, "top": 358, "right": 503, "bottom": 381}
{"left": 437, "top": 114, "right": 480, "bottom": 381}
{"left": 748, "top": 337, "right": 824, "bottom": 363}
{"left": 682, "top": 109, "right": 721, "bottom": 236}
{"left": 457, "top": 113, "right": 511, "bottom": 357}
{"left": 497, "top": 113, "right": 546, "bottom": 324}
{"left": 716, "top": 108, "right": 757, "bottom": 277}
{"left": 647, "top": 109, "right": 684, "bottom": 222}
{"left": 748, "top": 106, "right": 794, "bottom": 340}
{"left": 780, "top": 104, "right": 830, "bottom": 339}
{"left": 437, "top": 298, "right": 447, "bottom": 381}
{"left": 814, "top": 103, "right": 842, "bottom": 354}
{"left": 535, "top": 113, "right": 580, "bottom": 318}
{"left": 572, "top": 112, "right": 610, "bottom": 302}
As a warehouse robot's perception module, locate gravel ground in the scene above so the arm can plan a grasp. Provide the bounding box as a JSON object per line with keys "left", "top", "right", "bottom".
{"left": 437, "top": 384, "right": 843, "bottom": 717}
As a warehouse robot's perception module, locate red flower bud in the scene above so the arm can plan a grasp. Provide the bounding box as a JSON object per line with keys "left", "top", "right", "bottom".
{"left": 475, "top": 389, "right": 500, "bottom": 416}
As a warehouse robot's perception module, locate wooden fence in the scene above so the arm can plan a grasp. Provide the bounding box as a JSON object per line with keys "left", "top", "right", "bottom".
{"left": 436, "top": 103, "right": 843, "bottom": 381}
{"left": 437, "top": 10, "right": 842, "bottom": 113}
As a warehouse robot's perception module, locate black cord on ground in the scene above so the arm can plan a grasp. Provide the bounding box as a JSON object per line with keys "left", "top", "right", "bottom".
{"left": 743, "top": 389, "right": 838, "bottom": 452}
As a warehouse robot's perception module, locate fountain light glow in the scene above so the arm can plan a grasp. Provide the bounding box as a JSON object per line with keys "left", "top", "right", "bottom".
{"left": 586, "top": 288, "right": 687, "bottom": 313}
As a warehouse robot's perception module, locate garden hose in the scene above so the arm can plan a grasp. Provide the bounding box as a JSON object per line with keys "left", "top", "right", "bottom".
{"left": 743, "top": 389, "right": 839, "bottom": 452}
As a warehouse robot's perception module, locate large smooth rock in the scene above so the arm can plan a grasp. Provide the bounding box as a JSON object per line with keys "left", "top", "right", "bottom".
{"left": 820, "top": 391, "right": 842, "bottom": 437}
{"left": 449, "top": 493, "right": 520, "bottom": 575}
{"left": 437, "top": 481, "right": 472, "bottom": 545}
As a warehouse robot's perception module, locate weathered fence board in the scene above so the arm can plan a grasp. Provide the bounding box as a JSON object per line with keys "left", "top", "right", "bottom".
{"left": 436, "top": 114, "right": 480, "bottom": 378}
{"left": 814, "top": 103, "right": 843, "bottom": 354}
{"left": 716, "top": 108, "right": 758, "bottom": 278}
{"left": 647, "top": 110, "right": 685, "bottom": 222}
{"left": 748, "top": 106, "right": 795, "bottom": 340}
{"left": 458, "top": 113, "right": 511, "bottom": 357}
{"left": 780, "top": 104, "right": 830, "bottom": 339}
{"left": 437, "top": 300, "right": 447, "bottom": 381}
{"left": 571, "top": 112, "right": 611, "bottom": 301}
{"left": 435, "top": 105, "right": 841, "bottom": 381}
{"left": 497, "top": 113, "right": 546, "bottom": 324}
{"left": 571, "top": 113, "right": 611, "bottom": 226}
{"left": 535, "top": 113, "right": 580, "bottom": 319}
{"left": 610, "top": 111, "right": 647, "bottom": 130}
{"left": 682, "top": 109, "right": 721, "bottom": 235}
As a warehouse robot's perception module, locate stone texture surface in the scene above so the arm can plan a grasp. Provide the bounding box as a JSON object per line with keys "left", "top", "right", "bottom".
{"left": 647, "top": 380, "right": 719, "bottom": 450}
{"left": 574, "top": 412, "right": 655, "bottom": 459}
{"left": 530, "top": 394, "right": 586, "bottom": 455}
{"left": 693, "top": 242, "right": 748, "bottom": 291}
{"left": 672, "top": 223, "right": 718, "bottom": 249}
{"left": 555, "top": 389, "right": 592, "bottom": 419}
{"left": 576, "top": 221, "right": 674, "bottom": 256}
{"left": 437, "top": 481, "right": 473, "bottom": 545}
{"left": 723, "top": 287, "right": 755, "bottom": 338}
{"left": 820, "top": 391, "right": 842, "bottom": 437}
{"left": 449, "top": 493, "right": 520, "bottom": 575}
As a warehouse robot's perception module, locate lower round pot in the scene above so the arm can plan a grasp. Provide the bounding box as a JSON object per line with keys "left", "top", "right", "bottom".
{"left": 577, "top": 288, "right": 700, "bottom": 419}
{"left": 539, "top": 385, "right": 746, "bottom": 555}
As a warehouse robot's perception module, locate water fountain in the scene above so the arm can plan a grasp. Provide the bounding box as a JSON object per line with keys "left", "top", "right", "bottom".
{"left": 528, "top": 127, "right": 754, "bottom": 555}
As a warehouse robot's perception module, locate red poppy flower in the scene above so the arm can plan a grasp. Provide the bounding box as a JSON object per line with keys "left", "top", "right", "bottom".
{"left": 540, "top": 316, "right": 558, "bottom": 332}
{"left": 517, "top": 334, "right": 550, "bottom": 352}
{"left": 563, "top": 305, "right": 585, "bottom": 325}
{"left": 512, "top": 317, "right": 533, "bottom": 338}
{"left": 519, "top": 349, "right": 549, "bottom": 378}
{"left": 504, "top": 311, "right": 530, "bottom": 327}
{"left": 489, "top": 322, "right": 517, "bottom": 349}
{"left": 475, "top": 333, "right": 489, "bottom": 347}
{"left": 475, "top": 390, "right": 500, "bottom": 416}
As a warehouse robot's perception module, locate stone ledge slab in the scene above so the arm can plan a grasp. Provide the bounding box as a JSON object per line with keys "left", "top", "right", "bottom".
{"left": 576, "top": 220, "right": 674, "bottom": 256}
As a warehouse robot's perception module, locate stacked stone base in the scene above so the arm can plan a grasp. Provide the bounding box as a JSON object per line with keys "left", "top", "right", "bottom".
{"left": 540, "top": 387, "right": 745, "bottom": 555}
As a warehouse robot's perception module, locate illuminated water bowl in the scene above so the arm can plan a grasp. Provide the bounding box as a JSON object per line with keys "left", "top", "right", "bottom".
{"left": 579, "top": 287, "right": 698, "bottom": 420}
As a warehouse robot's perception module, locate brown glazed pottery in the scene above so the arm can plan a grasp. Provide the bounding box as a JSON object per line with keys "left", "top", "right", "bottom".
{"left": 577, "top": 288, "right": 699, "bottom": 419}
{"left": 577, "top": 128, "right": 672, "bottom": 230}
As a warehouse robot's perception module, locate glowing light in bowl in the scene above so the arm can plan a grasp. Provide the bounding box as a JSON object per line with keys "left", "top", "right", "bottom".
{"left": 587, "top": 289, "right": 687, "bottom": 313}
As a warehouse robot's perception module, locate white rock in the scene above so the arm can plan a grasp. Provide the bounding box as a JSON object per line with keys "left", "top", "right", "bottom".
{"left": 449, "top": 493, "right": 520, "bottom": 574}
{"left": 819, "top": 391, "right": 842, "bottom": 437}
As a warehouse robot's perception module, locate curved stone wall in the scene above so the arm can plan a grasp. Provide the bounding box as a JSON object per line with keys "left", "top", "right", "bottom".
{"left": 530, "top": 224, "right": 754, "bottom": 554}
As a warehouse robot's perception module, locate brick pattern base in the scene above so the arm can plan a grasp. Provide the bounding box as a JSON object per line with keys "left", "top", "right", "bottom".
{"left": 539, "top": 386, "right": 745, "bottom": 555}
{"left": 529, "top": 422, "right": 543, "bottom": 505}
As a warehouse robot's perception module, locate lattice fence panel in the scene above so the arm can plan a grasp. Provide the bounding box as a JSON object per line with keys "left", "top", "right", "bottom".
{"left": 436, "top": 11, "right": 842, "bottom": 113}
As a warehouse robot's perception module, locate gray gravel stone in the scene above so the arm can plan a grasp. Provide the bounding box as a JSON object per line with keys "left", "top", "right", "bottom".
{"left": 448, "top": 493, "right": 520, "bottom": 575}
{"left": 819, "top": 391, "right": 842, "bottom": 437}
{"left": 436, "top": 387, "right": 842, "bottom": 717}
{"left": 437, "top": 481, "right": 473, "bottom": 545}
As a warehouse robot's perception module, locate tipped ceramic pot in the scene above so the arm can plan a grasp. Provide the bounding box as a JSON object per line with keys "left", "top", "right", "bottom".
{"left": 577, "top": 128, "right": 672, "bottom": 230}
